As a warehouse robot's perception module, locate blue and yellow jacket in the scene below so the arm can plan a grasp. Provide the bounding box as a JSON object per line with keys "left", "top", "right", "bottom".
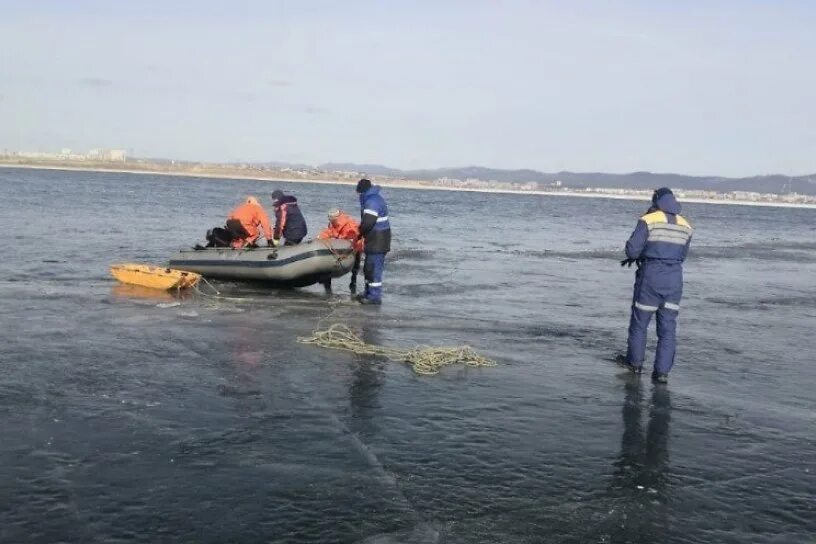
{"left": 359, "top": 186, "right": 391, "bottom": 253}
{"left": 625, "top": 192, "right": 692, "bottom": 263}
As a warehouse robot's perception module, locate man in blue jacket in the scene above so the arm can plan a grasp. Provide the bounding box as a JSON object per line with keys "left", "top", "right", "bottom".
{"left": 355, "top": 178, "right": 391, "bottom": 305}
{"left": 617, "top": 188, "right": 693, "bottom": 383}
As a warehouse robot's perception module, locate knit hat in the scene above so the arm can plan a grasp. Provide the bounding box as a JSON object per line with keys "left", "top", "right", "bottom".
{"left": 327, "top": 208, "right": 341, "bottom": 220}
{"left": 271, "top": 190, "right": 285, "bottom": 203}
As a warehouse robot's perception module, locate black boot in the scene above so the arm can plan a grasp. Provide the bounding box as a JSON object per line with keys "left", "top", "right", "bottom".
{"left": 320, "top": 278, "right": 332, "bottom": 294}
{"left": 614, "top": 354, "right": 642, "bottom": 375}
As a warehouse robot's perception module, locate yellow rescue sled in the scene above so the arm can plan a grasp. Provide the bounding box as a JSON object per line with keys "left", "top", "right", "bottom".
{"left": 110, "top": 263, "right": 201, "bottom": 291}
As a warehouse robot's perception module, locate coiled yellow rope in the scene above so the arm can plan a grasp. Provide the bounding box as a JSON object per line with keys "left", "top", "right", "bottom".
{"left": 297, "top": 323, "right": 496, "bottom": 375}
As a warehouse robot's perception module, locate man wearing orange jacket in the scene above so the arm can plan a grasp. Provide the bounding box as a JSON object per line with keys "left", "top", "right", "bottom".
{"left": 317, "top": 208, "right": 364, "bottom": 293}
{"left": 226, "top": 196, "right": 274, "bottom": 248}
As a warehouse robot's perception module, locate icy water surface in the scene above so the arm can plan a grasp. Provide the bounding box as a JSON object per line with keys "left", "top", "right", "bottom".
{"left": 0, "top": 167, "right": 814, "bottom": 543}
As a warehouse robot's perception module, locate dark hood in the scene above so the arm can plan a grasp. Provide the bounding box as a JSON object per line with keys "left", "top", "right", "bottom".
{"left": 654, "top": 190, "right": 681, "bottom": 215}
{"left": 276, "top": 195, "right": 298, "bottom": 206}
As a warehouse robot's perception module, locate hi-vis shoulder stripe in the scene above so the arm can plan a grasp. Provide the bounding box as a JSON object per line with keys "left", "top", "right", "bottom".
{"left": 376, "top": 216, "right": 389, "bottom": 223}
{"left": 647, "top": 223, "right": 691, "bottom": 234}
{"left": 647, "top": 223, "right": 692, "bottom": 245}
{"left": 649, "top": 231, "right": 692, "bottom": 245}
{"left": 642, "top": 211, "right": 693, "bottom": 229}
{"left": 363, "top": 209, "right": 379, "bottom": 216}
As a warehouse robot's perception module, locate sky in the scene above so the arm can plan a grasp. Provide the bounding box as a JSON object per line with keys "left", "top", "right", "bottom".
{"left": 1, "top": 0, "right": 814, "bottom": 177}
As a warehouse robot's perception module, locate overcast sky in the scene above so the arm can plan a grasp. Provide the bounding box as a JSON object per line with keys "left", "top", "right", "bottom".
{"left": 1, "top": 0, "right": 814, "bottom": 176}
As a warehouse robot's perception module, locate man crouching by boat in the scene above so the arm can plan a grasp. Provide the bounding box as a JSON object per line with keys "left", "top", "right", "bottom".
{"left": 270, "top": 190, "right": 308, "bottom": 247}
{"left": 205, "top": 196, "right": 274, "bottom": 248}
{"left": 317, "top": 208, "right": 364, "bottom": 294}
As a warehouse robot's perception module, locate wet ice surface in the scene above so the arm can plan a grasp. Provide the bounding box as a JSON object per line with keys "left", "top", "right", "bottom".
{"left": 0, "top": 168, "right": 814, "bottom": 543}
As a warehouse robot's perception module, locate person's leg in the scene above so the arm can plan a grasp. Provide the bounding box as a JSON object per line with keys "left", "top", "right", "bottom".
{"left": 349, "top": 253, "right": 361, "bottom": 294}
{"left": 362, "top": 253, "right": 374, "bottom": 299}
{"left": 626, "top": 269, "right": 659, "bottom": 368}
{"left": 654, "top": 302, "right": 679, "bottom": 376}
{"left": 366, "top": 253, "right": 385, "bottom": 302}
{"left": 225, "top": 219, "right": 250, "bottom": 248}
{"left": 626, "top": 304, "right": 655, "bottom": 367}
{"left": 225, "top": 219, "right": 248, "bottom": 239}
{"left": 209, "top": 227, "right": 233, "bottom": 247}
{"left": 320, "top": 275, "right": 332, "bottom": 294}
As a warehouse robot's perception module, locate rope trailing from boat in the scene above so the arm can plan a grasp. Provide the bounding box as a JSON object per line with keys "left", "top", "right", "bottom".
{"left": 297, "top": 323, "right": 496, "bottom": 376}
{"left": 191, "top": 277, "right": 261, "bottom": 307}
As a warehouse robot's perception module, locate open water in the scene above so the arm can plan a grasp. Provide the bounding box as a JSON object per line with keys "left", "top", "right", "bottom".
{"left": 0, "top": 167, "right": 814, "bottom": 543}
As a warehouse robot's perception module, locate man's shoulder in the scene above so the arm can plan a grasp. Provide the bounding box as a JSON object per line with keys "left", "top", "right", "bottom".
{"left": 676, "top": 214, "right": 692, "bottom": 229}
{"left": 640, "top": 210, "right": 666, "bottom": 224}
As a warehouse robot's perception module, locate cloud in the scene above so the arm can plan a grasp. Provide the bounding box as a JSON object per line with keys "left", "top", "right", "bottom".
{"left": 79, "top": 77, "right": 113, "bottom": 88}
{"left": 268, "top": 79, "right": 292, "bottom": 87}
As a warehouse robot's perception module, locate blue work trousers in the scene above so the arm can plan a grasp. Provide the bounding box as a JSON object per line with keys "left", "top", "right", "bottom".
{"left": 363, "top": 252, "right": 387, "bottom": 302}
{"left": 626, "top": 262, "right": 683, "bottom": 374}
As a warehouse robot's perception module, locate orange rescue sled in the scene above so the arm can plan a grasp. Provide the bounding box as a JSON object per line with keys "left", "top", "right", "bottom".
{"left": 110, "top": 263, "right": 201, "bottom": 290}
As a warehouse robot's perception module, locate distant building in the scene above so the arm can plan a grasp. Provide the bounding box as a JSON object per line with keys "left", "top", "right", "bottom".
{"left": 86, "top": 148, "right": 126, "bottom": 162}
{"left": 108, "top": 149, "right": 126, "bottom": 162}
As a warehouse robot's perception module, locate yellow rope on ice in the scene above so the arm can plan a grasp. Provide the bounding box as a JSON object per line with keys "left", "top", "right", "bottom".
{"left": 297, "top": 323, "right": 496, "bottom": 375}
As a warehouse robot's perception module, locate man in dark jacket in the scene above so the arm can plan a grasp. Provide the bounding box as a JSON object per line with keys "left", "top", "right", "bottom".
{"left": 355, "top": 179, "right": 391, "bottom": 305}
{"left": 617, "top": 188, "right": 693, "bottom": 383}
{"left": 270, "top": 190, "right": 307, "bottom": 246}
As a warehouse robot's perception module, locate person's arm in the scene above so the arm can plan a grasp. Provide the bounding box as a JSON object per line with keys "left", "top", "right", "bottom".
{"left": 359, "top": 208, "right": 378, "bottom": 237}
{"left": 274, "top": 206, "right": 287, "bottom": 241}
{"left": 625, "top": 219, "right": 648, "bottom": 260}
{"left": 681, "top": 233, "right": 692, "bottom": 261}
{"left": 317, "top": 223, "right": 333, "bottom": 240}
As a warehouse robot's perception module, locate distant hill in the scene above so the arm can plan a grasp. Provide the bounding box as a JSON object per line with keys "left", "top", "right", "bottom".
{"left": 318, "top": 163, "right": 816, "bottom": 196}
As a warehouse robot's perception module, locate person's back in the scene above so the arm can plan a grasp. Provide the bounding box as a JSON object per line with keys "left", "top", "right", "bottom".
{"left": 619, "top": 188, "right": 693, "bottom": 383}
{"left": 626, "top": 193, "right": 692, "bottom": 265}
{"left": 331, "top": 213, "right": 360, "bottom": 241}
{"left": 226, "top": 196, "right": 272, "bottom": 247}
{"left": 318, "top": 211, "right": 360, "bottom": 244}
{"left": 271, "top": 191, "right": 307, "bottom": 245}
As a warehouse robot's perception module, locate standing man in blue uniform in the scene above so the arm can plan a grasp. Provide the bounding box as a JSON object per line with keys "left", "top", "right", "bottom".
{"left": 617, "top": 188, "right": 693, "bottom": 383}
{"left": 355, "top": 178, "right": 391, "bottom": 305}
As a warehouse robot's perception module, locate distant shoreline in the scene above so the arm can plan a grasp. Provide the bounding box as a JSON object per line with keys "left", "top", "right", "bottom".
{"left": 3, "top": 162, "right": 815, "bottom": 210}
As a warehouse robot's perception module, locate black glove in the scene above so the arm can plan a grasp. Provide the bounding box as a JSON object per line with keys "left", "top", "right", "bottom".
{"left": 620, "top": 258, "right": 637, "bottom": 268}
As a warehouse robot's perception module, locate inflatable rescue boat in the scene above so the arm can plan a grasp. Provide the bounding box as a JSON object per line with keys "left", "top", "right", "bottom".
{"left": 168, "top": 239, "right": 356, "bottom": 287}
